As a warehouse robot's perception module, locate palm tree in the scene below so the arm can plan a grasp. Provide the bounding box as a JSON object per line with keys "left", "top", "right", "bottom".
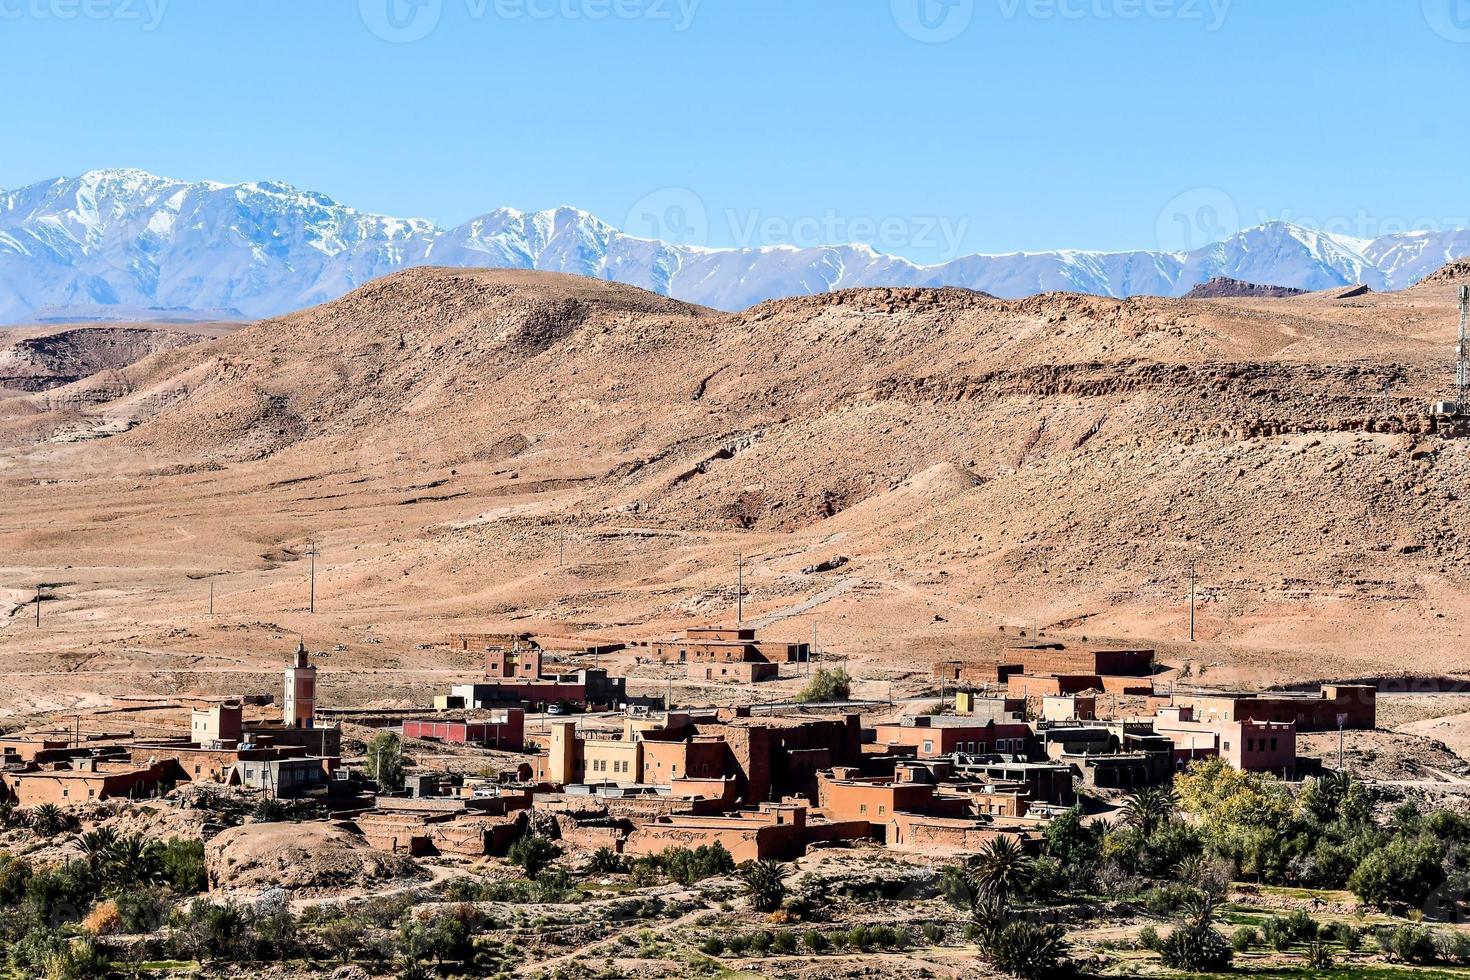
{"left": 964, "top": 835, "right": 1034, "bottom": 913}
{"left": 27, "top": 803, "right": 67, "bottom": 837}
{"left": 77, "top": 826, "right": 120, "bottom": 869}
{"left": 739, "top": 859, "right": 790, "bottom": 913}
{"left": 1121, "top": 785, "right": 1178, "bottom": 838}
{"left": 108, "top": 833, "right": 161, "bottom": 887}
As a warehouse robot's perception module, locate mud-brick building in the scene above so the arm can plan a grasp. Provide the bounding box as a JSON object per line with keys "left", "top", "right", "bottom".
{"left": 643, "top": 627, "right": 808, "bottom": 683}
{"left": 622, "top": 802, "right": 868, "bottom": 862}
{"left": 1, "top": 760, "right": 169, "bottom": 808}
{"left": 872, "top": 715, "right": 1035, "bottom": 760}
{"left": 1171, "top": 685, "right": 1376, "bottom": 732}
{"left": 535, "top": 708, "right": 863, "bottom": 805}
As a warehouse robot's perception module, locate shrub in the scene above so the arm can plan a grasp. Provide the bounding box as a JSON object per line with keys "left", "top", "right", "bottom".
{"left": 699, "top": 935, "right": 725, "bottom": 956}
{"left": 796, "top": 667, "right": 851, "bottom": 704}
{"left": 748, "top": 930, "right": 772, "bottom": 955}
{"left": 772, "top": 930, "right": 797, "bottom": 954}
{"left": 82, "top": 899, "right": 121, "bottom": 936}
{"left": 1230, "top": 926, "right": 1259, "bottom": 952}
{"left": 986, "top": 920, "right": 1068, "bottom": 980}
{"left": 660, "top": 843, "right": 734, "bottom": 885}
{"left": 846, "top": 925, "right": 870, "bottom": 950}
{"left": 157, "top": 838, "right": 208, "bottom": 894}
{"left": 869, "top": 924, "right": 896, "bottom": 948}
{"left": 738, "top": 860, "right": 790, "bottom": 913}
{"left": 1159, "top": 924, "right": 1233, "bottom": 972}
{"left": 1332, "top": 922, "right": 1361, "bottom": 952}
{"left": 922, "top": 922, "right": 946, "bottom": 945}
{"left": 507, "top": 834, "right": 562, "bottom": 881}
{"left": 1304, "top": 941, "right": 1334, "bottom": 969}
{"left": 1439, "top": 931, "right": 1470, "bottom": 964}
{"left": 1387, "top": 925, "right": 1438, "bottom": 965}
{"left": 1138, "top": 925, "right": 1161, "bottom": 951}
{"left": 802, "top": 930, "right": 829, "bottom": 953}
{"left": 585, "top": 847, "right": 626, "bottom": 875}
{"left": 726, "top": 933, "right": 751, "bottom": 956}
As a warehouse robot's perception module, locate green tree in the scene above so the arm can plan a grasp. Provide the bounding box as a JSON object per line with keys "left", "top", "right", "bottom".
{"left": 365, "top": 731, "right": 406, "bottom": 792}
{"left": 1348, "top": 834, "right": 1445, "bottom": 910}
{"left": 157, "top": 838, "right": 208, "bottom": 894}
{"left": 319, "top": 915, "right": 365, "bottom": 963}
{"left": 964, "top": 836, "right": 1033, "bottom": 912}
{"left": 1121, "top": 786, "right": 1178, "bottom": 838}
{"left": 507, "top": 834, "right": 561, "bottom": 880}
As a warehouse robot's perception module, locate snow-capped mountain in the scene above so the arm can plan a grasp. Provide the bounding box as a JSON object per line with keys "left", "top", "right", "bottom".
{"left": 0, "top": 169, "right": 1466, "bottom": 324}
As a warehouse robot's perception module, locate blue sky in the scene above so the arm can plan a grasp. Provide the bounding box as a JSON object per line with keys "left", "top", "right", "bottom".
{"left": 2, "top": 0, "right": 1468, "bottom": 262}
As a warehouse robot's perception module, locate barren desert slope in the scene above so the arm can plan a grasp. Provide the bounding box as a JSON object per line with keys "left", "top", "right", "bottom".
{"left": 2, "top": 265, "right": 1469, "bottom": 719}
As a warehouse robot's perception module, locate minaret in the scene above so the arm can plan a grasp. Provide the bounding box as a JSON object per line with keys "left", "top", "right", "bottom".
{"left": 284, "top": 640, "right": 316, "bottom": 729}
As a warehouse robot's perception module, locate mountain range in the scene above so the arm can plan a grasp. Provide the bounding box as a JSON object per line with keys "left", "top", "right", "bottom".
{"left": 1, "top": 168, "right": 1468, "bottom": 324}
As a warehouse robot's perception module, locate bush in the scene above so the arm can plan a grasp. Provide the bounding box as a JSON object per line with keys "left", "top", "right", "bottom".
{"left": 699, "top": 935, "right": 725, "bottom": 956}
{"left": 81, "top": 899, "right": 121, "bottom": 937}
{"left": 585, "top": 847, "right": 626, "bottom": 875}
{"left": 796, "top": 667, "right": 851, "bottom": 704}
{"left": 1349, "top": 835, "right": 1445, "bottom": 910}
{"left": 986, "top": 920, "right": 1068, "bottom": 980}
{"left": 748, "top": 931, "right": 772, "bottom": 955}
{"left": 157, "top": 838, "right": 208, "bottom": 894}
{"left": 1304, "top": 941, "right": 1334, "bottom": 969}
{"left": 802, "top": 930, "right": 829, "bottom": 953}
{"left": 1386, "top": 925, "right": 1438, "bottom": 965}
{"left": 846, "top": 925, "right": 870, "bottom": 950}
{"left": 1138, "top": 925, "right": 1162, "bottom": 951}
{"left": 738, "top": 860, "right": 789, "bottom": 913}
{"left": 1159, "top": 924, "right": 1233, "bottom": 972}
{"left": 1439, "top": 931, "right": 1470, "bottom": 964}
{"left": 869, "top": 924, "right": 896, "bottom": 948}
{"left": 507, "top": 834, "right": 562, "bottom": 880}
{"left": 922, "top": 922, "right": 946, "bottom": 945}
{"left": 1230, "top": 926, "right": 1259, "bottom": 952}
{"left": 659, "top": 843, "right": 734, "bottom": 885}
{"left": 1332, "top": 922, "right": 1361, "bottom": 952}
{"left": 726, "top": 933, "right": 751, "bottom": 956}
{"left": 772, "top": 930, "right": 797, "bottom": 953}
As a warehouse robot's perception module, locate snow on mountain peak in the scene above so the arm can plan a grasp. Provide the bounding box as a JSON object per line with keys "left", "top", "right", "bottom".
{"left": 0, "top": 168, "right": 1466, "bottom": 323}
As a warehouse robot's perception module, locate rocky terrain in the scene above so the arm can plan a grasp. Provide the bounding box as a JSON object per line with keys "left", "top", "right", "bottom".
{"left": 0, "top": 322, "right": 220, "bottom": 394}
{"left": 1184, "top": 277, "right": 1307, "bottom": 300}
{"left": 1, "top": 266, "right": 1470, "bottom": 718}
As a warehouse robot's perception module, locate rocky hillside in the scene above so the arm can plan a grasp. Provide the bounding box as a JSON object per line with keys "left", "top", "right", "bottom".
{"left": 5, "top": 265, "right": 1470, "bottom": 676}
{"left": 1184, "top": 277, "right": 1306, "bottom": 300}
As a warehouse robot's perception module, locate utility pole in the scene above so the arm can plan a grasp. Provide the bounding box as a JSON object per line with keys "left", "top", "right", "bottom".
{"left": 306, "top": 541, "right": 319, "bottom": 614}
{"left": 209, "top": 578, "right": 215, "bottom": 617}
{"left": 736, "top": 553, "right": 744, "bottom": 625}
{"left": 1188, "top": 563, "right": 1197, "bottom": 643}
{"left": 34, "top": 583, "right": 41, "bottom": 628}
{"left": 1337, "top": 713, "right": 1347, "bottom": 771}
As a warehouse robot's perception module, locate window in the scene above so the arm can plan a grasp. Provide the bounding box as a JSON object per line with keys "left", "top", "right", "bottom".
{"left": 859, "top": 804, "right": 868, "bottom": 814}
{"left": 878, "top": 805, "right": 886, "bottom": 815}
{"left": 195, "top": 765, "right": 201, "bottom": 775}
{"left": 1247, "top": 738, "right": 1255, "bottom": 752}
{"left": 1270, "top": 738, "right": 1278, "bottom": 751}
{"left": 1222, "top": 741, "right": 1230, "bottom": 751}
{"left": 922, "top": 740, "right": 934, "bottom": 754}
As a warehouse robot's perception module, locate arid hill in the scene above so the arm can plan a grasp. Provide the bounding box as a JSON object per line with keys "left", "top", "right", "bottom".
{"left": 3, "top": 266, "right": 1470, "bottom": 718}
{"left": 1184, "top": 277, "right": 1306, "bottom": 300}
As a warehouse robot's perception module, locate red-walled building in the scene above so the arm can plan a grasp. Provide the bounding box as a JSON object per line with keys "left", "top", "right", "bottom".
{"left": 403, "top": 710, "right": 525, "bottom": 750}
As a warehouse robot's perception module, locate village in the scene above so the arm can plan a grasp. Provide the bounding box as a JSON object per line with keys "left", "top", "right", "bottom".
{"left": 5, "top": 620, "right": 1464, "bottom": 979}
